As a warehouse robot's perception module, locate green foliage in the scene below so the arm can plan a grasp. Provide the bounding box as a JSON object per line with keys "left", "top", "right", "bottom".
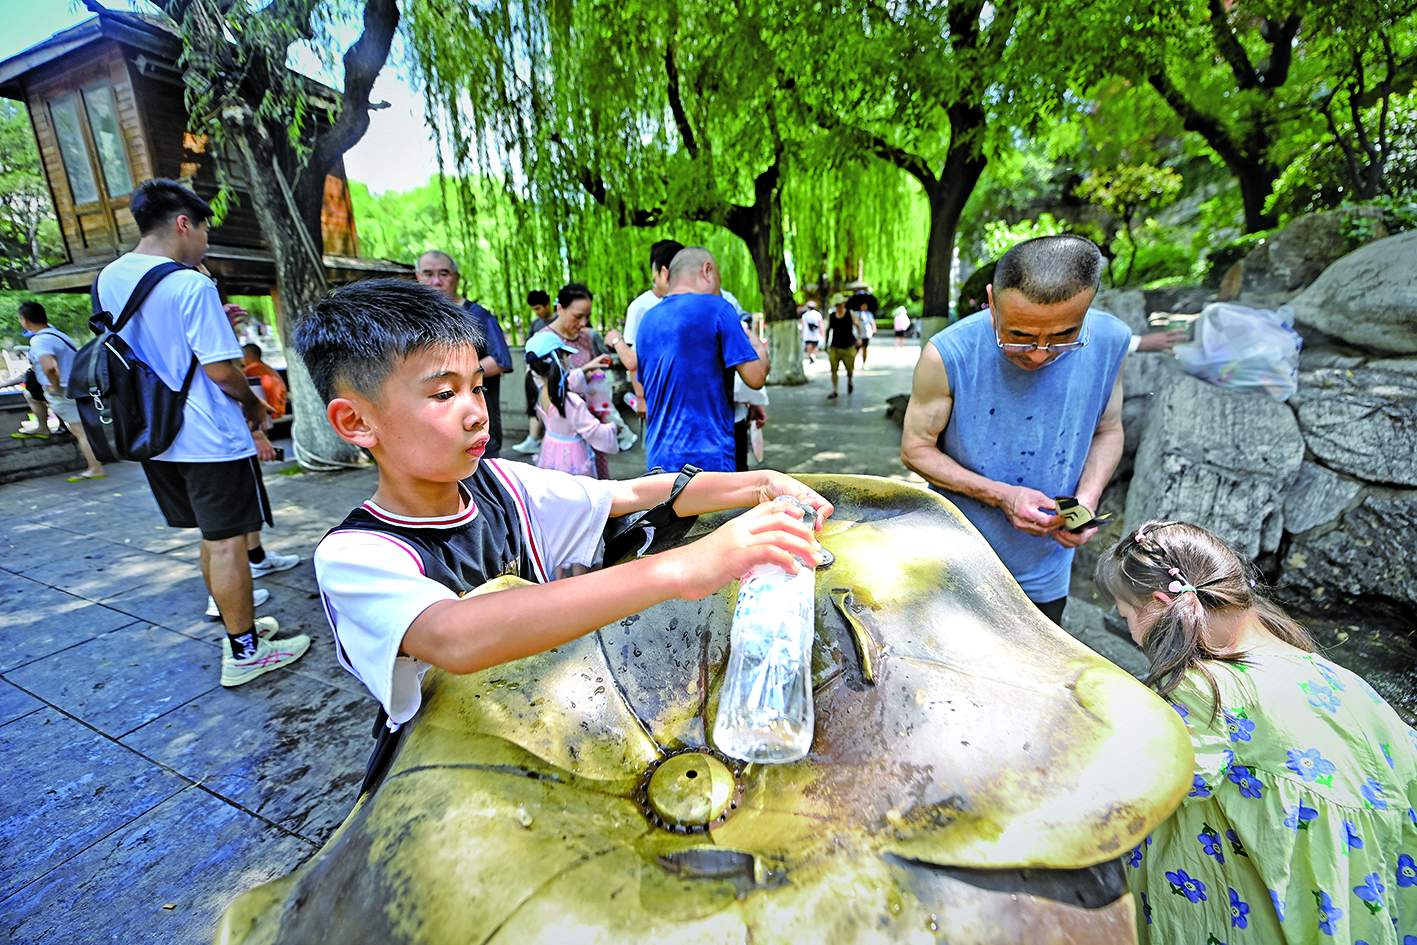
{"left": 1204, "top": 231, "right": 1273, "bottom": 286}
{"left": 0, "top": 101, "right": 63, "bottom": 288}
{"left": 981, "top": 214, "right": 1069, "bottom": 259}
{"left": 1076, "top": 164, "right": 1184, "bottom": 285}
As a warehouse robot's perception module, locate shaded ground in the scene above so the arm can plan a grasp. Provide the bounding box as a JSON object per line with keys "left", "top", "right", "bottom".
{"left": 1, "top": 339, "right": 1409, "bottom": 944}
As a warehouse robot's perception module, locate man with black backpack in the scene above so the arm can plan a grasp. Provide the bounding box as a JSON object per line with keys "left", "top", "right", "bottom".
{"left": 92, "top": 179, "right": 309, "bottom": 687}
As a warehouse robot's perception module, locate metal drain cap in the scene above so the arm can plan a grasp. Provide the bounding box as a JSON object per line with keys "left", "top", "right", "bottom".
{"left": 645, "top": 752, "right": 736, "bottom": 829}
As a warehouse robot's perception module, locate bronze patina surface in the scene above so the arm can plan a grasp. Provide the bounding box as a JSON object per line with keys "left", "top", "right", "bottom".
{"left": 216, "top": 475, "right": 1192, "bottom": 945}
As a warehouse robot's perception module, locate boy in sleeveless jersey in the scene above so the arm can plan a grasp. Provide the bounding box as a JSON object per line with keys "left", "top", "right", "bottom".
{"left": 299, "top": 280, "right": 831, "bottom": 728}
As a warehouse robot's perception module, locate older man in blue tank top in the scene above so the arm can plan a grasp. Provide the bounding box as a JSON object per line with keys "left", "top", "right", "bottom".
{"left": 900, "top": 235, "right": 1128, "bottom": 626}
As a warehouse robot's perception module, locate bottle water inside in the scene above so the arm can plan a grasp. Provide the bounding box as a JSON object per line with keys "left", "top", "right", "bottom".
{"left": 713, "top": 497, "right": 818, "bottom": 763}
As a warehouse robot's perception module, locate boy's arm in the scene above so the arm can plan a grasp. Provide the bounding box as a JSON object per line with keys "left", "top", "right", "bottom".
{"left": 608, "top": 468, "right": 833, "bottom": 527}
{"left": 403, "top": 500, "right": 819, "bottom": 674}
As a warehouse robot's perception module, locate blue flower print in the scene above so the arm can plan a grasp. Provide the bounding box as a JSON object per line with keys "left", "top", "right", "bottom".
{"left": 1360, "top": 777, "right": 1389, "bottom": 810}
{"left": 1140, "top": 891, "right": 1151, "bottom": 925}
{"left": 1166, "top": 868, "right": 1207, "bottom": 904}
{"left": 1226, "top": 828, "right": 1248, "bottom": 857}
{"left": 1381, "top": 742, "right": 1395, "bottom": 769}
{"left": 1354, "top": 872, "right": 1385, "bottom": 915}
{"left": 1314, "top": 889, "right": 1343, "bottom": 935}
{"left": 1270, "top": 888, "right": 1286, "bottom": 921}
{"left": 1189, "top": 773, "right": 1212, "bottom": 798}
{"left": 1303, "top": 681, "right": 1341, "bottom": 714}
{"left": 1344, "top": 820, "right": 1364, "bottom": 853}
{"left": 1198, "top": 824, "right": 1226, "bottom": 864}
{"left": 1171, "top": 701, "right": 1189, "bottom": 721}
{"left": 1125, "top": 843, "right": 1144, "bottom": 869}
{"left": 1398, "top": 853, "right": 1416, "bottom": 888}
{"left": 1285, "top": 747, "right": 1336, "bottom": 784}
{"left": 1315, "top": 660, "right": 1345, "bottom": 692}
{"left": 1283, "top": 801, "right": 1319, "bottom": 830}
{"left": 1224, "top": 708, "right": 1256, "bottom": 742}
{"left": 1228, "top": 887, "right": 1250, "bottom": 929}
{"left": 1220, "top": 747, "right": 1235, "bottom": 774}
{"left": 1227, "top": 765, "right": 1263, "bottom": 799}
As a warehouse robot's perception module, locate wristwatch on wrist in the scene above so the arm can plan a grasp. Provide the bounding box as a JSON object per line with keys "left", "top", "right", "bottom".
{"left": 666, "top": 465, "right": 702, "bottom": 517}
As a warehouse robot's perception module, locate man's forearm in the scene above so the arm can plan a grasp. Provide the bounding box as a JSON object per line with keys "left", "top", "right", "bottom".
{"left": 43, "top": 365, "right": 62, "bottom": 392}
{"left": 480, "top": 355, "right": 504, "bottom": 379}
{"left": 1074, "top": 426, "right": 1123, "bottom": 507}
{"left": 205, "top": 361, "right": 259, "bottom": 405}
{"left": 901, "top": 447, "right": 1007, "bottom": 508}
{"left": 610, "top": 470, "right": 769, "bottom": 518}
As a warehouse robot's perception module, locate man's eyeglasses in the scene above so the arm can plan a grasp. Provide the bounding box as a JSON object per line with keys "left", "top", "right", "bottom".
{"left": 991, "top": 309, "right": 1087, "bottom": 355}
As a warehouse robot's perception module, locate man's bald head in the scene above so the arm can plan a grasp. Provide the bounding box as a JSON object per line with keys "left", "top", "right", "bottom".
{"left": 666, "top": 246, "right": 721, "bottom": 295}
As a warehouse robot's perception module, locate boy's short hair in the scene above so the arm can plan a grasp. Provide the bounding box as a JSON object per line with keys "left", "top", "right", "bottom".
{"left": 242, "top": 342, "right": 263, "bottom": 359}
{"left": 649, "top": 239, "right": 683, "bottom": 273}
{"left": 294, "top": 279, "right": 487, "bottom": 404}
{"left": 526, "top": 289, "right": 550, "bottom": 307}
{"left": 18, "top": 301, "right": 48, "bottom": 325}
{"left": 129, "top": 178, "right": 214, "bottom": 235}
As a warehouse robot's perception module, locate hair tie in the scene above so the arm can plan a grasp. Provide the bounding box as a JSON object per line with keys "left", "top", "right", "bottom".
{"left": 1167, "top": 580, "right": 1196, "bottom": 595}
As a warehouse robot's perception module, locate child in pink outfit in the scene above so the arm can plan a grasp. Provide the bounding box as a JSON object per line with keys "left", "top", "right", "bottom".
{"left": 525, "top": 333, "right": 620, "bottom": 478}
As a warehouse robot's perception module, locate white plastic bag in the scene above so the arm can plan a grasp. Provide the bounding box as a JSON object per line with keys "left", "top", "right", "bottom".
{"left": 749, "top": 422, "right": 764, "bottom": 463}
{"left": 1174, "top": 302, "right": 1303, "bottom": 401}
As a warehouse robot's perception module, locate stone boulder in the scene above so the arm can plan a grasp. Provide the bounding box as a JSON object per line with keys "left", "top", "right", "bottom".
{"left": 1279, "top": 490, "right": 1417, "bottom": 621}
{"left": 1291, "top": 363, "right": 1417, "bottom": 487}
{"left": 1093, "top": 289, "right": 1182, "bottom": 468}
{"left": 1288, "top": 229, "right": 1417, "bottom": 354}
{"left": 1282, "top": 461, "right": 1363, "bottom": 535}
{"left": 1239, "top": 206, "right": 1387, "bottom": 299}
{"left": 1125, "top": 371, "right": 1305, "bottom": 558}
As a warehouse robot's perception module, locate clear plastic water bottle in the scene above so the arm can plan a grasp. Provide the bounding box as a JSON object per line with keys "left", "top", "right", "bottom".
{"left": 713, "top": 497, "right": 818, "bottom": 763}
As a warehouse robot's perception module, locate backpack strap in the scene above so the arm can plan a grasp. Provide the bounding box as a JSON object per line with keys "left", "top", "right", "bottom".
{"left": 34, "top": 328, "right": 77, "bottom": 351}
{"left": 96, "top": 261, "right": 193, "bottom": 334}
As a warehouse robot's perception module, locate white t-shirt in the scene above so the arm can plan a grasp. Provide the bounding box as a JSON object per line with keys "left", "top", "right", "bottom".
{"left": 313, "top": 460, "right": 615, "bottom": 724}
{"left": 27, "top": 328, "right": 79, "bottom": 393}
{"left": 801, "top": 310, "right": 823, "bottom": 342}
{"left": 624, "top": 288, "right": 742, "bottom": 346}
{"left": 96, "top": 252, "right": 254, "bottom": 462}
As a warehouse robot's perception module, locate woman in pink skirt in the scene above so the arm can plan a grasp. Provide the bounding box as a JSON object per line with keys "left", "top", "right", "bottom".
{"left": 525, "top": 331, "right": 619, "bottom": 477}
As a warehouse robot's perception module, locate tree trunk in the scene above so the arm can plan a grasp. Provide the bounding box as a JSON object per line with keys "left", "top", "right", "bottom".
{"left": 728, "top": 155, "right": 806, "bottom": 385}
{"left": 921, "top": 151, "right": 986, "bottom": 321}
{"left": 1234, "top": 158, "right": 1279, "bottom": 233}
{"left": 232, "top": 131, "right": 367, "bottom": 469}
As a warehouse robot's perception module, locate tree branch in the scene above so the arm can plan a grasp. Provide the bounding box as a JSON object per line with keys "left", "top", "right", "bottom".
{"left": 1258, "top": 15, "right": 1301, "bottom": 88}
{"left": 1147, "top": 68, "right": 1248, "bottom": 172}
{"left": 664, "top": 39, "right": 699, "bottom": 159}
{"left": 1206, "top": 0, "right": 1261, "bottom": 90}
{"left": 305, "top": 0, "right": 399, "bottom": 187}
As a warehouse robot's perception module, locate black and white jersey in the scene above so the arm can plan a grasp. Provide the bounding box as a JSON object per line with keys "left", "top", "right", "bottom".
{"left": 314, "top": 459, "right": 615, "bottom": 724}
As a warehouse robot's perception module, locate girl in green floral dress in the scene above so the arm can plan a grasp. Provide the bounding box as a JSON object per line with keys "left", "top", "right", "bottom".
{"left": 1096, "top": 521, "right": 1416, "bottom": 945}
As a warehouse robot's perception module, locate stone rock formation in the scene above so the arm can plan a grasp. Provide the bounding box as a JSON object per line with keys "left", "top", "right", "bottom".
{"left": 1288, "top": 229, "right": 1417, "bottom": 354}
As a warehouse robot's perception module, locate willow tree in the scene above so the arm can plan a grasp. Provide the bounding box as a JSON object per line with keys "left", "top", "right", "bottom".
{"left": 767, "top": 1, "right": 1040, "bottom": 320}
{"left": 407, "top": 0, "right": 853, "bottom": 383}
{"left": 116, "top": 0, "right": 398, "bottom": 468}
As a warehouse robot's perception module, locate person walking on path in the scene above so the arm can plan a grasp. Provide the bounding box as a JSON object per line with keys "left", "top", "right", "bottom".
{"left": 892, "top": 305, "right": 911, "bottom": 346}
{"left": 636, "top": 247, "right": 769, "bottom": 472}
{"left": 416, "top": 251, "right": 514, "bottom": 458}
{"left": 241, "top": 342, "right": 287, "bottom": 420}
{"left": 825, "top": 293, "right": 859, "bottom": 399}
{"left": 525, "top": 330, "right": 620, "bottom": 478}
{"left": 3, "top": 301, "right": 106, "bottom": 481}
{"left": 851, "top": 293, "right": 878, "bottom": 366}
{"left": 900, "top": 234, "right": 1129, "bottom": 626}
{"left": 96, "top": 178, "right": 308, "bottom": 686}
{"left": 1097, "top": 520, "right": 1416, "bottom": 945}
{"left": 801, "top": 301, "right": 823, "bottom": 363}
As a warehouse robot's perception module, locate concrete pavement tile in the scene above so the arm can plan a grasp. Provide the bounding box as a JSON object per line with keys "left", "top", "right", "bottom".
{"left": 0, "top": 579, "right": 138, "bottom": 672}
{"left": 5, "top": 624, "right": 219, "bottom": 737}
{"left": 14, "top": 545, "right": 176, "bottom": 601}
{"left": 100, "top": 575, "right": 225, "bottom": 635}
{"left": 0, "top": 678, "right": 43, "bottom": 726}
{"left": 0, "top": 785, "right": 313, "bottom": 945}
{"left": 0, "top": 709, "right": 186, "bottom": 900}
{"left": 124, "top": 674, "right": 368, "bottom": 842}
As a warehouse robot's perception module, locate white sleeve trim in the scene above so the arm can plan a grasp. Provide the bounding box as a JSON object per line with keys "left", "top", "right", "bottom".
{"left": 314, "top": 530, "right": 457, "bottom": 723}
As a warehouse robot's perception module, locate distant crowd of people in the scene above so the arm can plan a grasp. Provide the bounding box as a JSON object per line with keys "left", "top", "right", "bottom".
{"left": 6, "top": 177, "right": 1412, "bottom": 944}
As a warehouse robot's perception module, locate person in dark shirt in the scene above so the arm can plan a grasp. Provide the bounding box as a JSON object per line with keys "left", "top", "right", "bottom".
{"left": 824, "top": 292, "right": 858, "bottom": 399}
{"left": 416, "top": 251, "right": 513, "bottom": 457}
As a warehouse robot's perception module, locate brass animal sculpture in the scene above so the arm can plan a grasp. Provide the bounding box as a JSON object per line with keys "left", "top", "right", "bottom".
{"left": 217, "top": 475, "right": 1191, "bottom": 944}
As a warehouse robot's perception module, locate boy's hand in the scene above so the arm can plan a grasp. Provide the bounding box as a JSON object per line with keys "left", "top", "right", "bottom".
{"left": 752, "top": 471, "right": 834, "bottom": 530}
{"left": 669, "top": 503, "right": 820, "bottom": 600}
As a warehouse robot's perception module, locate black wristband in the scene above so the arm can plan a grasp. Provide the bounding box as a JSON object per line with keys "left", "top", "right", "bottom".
{"left": 666, "top": 465, "right": 702, "bottom": 517}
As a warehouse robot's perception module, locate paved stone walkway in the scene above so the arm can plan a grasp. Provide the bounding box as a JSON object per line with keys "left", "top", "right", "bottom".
{"left": 2, "top": 338, "right": 1340, "bottom": 943}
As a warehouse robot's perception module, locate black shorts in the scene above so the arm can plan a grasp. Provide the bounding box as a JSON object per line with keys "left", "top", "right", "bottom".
{"left": 142, "top": 456, "right": 273, "bottom": 540}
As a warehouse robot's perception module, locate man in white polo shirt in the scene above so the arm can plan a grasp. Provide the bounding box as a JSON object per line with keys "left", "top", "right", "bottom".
{"left": 94, "top": 179, "right": 308, "bottom": 687}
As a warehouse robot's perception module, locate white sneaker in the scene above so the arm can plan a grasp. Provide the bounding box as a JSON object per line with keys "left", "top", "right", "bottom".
{"left": 512, "top": 435, "right": 541, "bottom": 454}
{"left": 221, "top": 632, "right": 310, "bottom": 687}
{"left": 250, "top": 551, "right": 300, "bottom": 578}
{"left": 254, "top": 615, "right": 280, "bottom": 639}
{"left": 206, "top": 587, "right": 270, "bottom": 621}
{"left": 616, "top": 428, "right": 638, "bottom": 451}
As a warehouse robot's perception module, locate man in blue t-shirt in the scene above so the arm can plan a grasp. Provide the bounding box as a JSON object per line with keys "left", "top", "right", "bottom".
{"left": 636, "top": 247, "right": 769, "bottom": 472}
{"left": 899, "top": 235, "right": 1129, "bottom": 627}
